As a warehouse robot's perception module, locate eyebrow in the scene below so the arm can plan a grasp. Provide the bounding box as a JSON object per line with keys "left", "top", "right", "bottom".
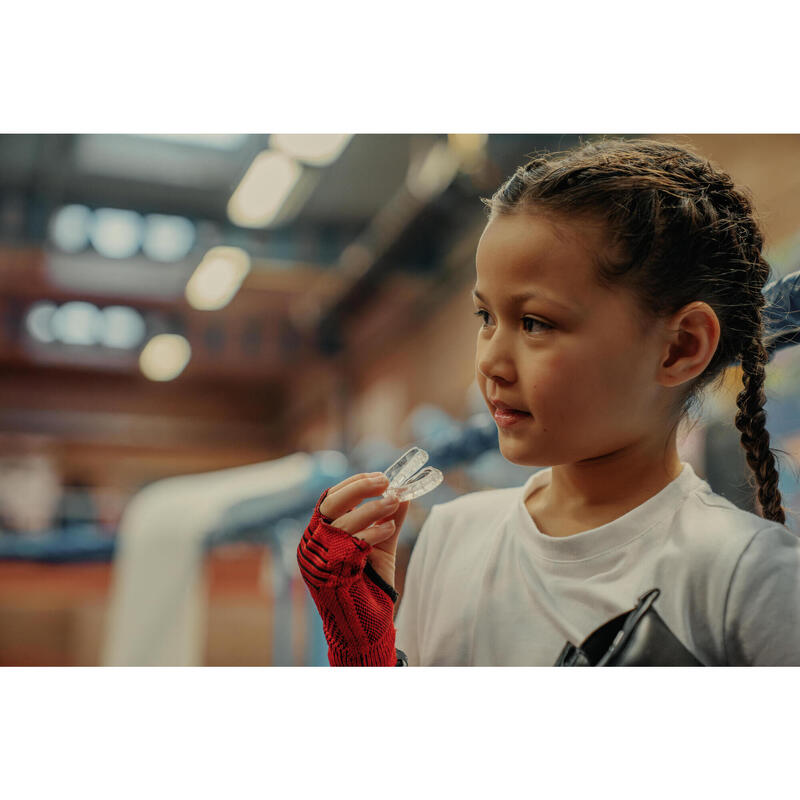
{"left": 471, "top": 285, "right": 577, "bottom": 314}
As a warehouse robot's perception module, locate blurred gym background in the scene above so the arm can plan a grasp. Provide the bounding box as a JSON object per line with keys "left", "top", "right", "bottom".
{"left": 1, "top": 133, "right": 799, "bottom": 666}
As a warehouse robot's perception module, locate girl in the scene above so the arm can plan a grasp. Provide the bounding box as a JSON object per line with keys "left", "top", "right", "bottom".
{"left": 297, "top": 137, "right": 800, "bottom": 666}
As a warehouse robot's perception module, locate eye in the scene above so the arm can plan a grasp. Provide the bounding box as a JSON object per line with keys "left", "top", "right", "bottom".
{"left": 474, "top": 309, "right": 553, "bottom": 335}
{"left": 522, "top": 316, "right": 552, "bottom": 334}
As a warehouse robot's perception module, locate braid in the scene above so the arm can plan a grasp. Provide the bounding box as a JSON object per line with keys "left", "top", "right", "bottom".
{"left": 715, "top": 184, "right": 787, "bottom": 525}
{"left": 733, "top": 276, "right": 786, "bottom": 524}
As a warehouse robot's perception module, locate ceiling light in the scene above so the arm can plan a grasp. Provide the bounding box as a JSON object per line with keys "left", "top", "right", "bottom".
{"left": 90, "top": 208, "right": 144, "bottom": 259}
{"left": 185, "top": 246, "right": 251, "bottom": 310}
{"left": 49, "top": 205, "right": 92, "bottom": 253}
{"left": 100, "top": 306, "right": 146, "bottom": 349}
{"left": 406, "top": 141, "right": 461, "bottom": 201}
{"left": 139, "top": 334, "right": 191, "bottom": 381}
{"left": 447, "top": 133, "right": 488, "bottom": 160}
{"left": 227, "top": 150, "right": 302, "bottom": 228}
{"left": 50, "top": 301, "right": 100, "bottom": 346}
{"left": 142, "top": 214, "right": 195, "bottom": 262}
{"left": 269, "top": 134, "right": 352, "bottom": 167}
{"left": 25, "top": 302, "right": 58, "bottom": 343}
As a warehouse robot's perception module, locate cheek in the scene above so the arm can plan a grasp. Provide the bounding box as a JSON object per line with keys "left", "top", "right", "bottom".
{"left": 520, "top": 352, "right": 571, "bottom": 398}
{"left": 525, "top": 350, "right": 616, "bottom": 419}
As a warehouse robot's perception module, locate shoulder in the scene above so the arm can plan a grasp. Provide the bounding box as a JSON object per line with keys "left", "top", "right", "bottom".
{"left": 666, "top": 480, "right": 800, "bottom": 615}
{"left": 722, "top": 519, "right": 800, "bottom": 665}
{"left": 674, "top": 479, "right": 792, "bottom": 557}
{"left": 731, "top": 520, "right": 800, "bottom": 574}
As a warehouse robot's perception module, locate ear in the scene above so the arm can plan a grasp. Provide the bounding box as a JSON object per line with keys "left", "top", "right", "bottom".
{"left": 657, "top": 301, "right": 721, "bottom": 388}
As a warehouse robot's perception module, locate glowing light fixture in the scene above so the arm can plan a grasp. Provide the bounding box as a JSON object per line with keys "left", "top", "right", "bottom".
{"left": 269, "top": 134, "right": 352, "bottom": 167}
{"left": 49, "top": 205, "right": 93, "bottom": 253}
{"left": 26, "top": 300, "right": 148, "bottom": 350}
{"left": 90, "top": 208, "right": 144, "bottom": 259}
{"left": 50, "top": 301, "right": 100, "bottom": 346}
{"left": 406, "top": 141, "right": 461, "bottom": 201}
{"left": 142, "top": 214, "right": 195, "bottom": 262}
{"left": 227, "top": 150, "right": 302, "bottom": 228}
{"left": 100, "top": 306, "right": 146, "bottom": 349}
{"left": 447, "top": 133, "right": 488, "bottom": 170}
{"left": 25, "top": 301, "right": 58, "bottom": 342}
{"left": 185, "top": 246, "right": 251, "bottom": 310}
{"left": 139, "top": 334, "right": 191, "bottom": 381}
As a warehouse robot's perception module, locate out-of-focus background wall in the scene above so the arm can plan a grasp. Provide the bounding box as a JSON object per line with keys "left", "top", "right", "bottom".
{"left": 1, "top": 133, "right": 799, "bottom": 666}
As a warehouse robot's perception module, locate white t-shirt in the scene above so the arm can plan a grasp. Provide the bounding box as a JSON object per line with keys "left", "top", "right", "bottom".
{"left": 394, "top": 462, "right": 800, "bottom": 666}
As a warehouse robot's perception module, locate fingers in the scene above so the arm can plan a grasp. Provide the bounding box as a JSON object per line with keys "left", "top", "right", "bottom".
{"left": 326, "top": 471, "right": 383, "bottom": 497}
{"left": 316, "top": 474, "right": 410, "bottom": 554}
{"left": 353, "top": 519, "right": 396, "bottom": 547}
{"left": 320, "top": 472, "right": 389, "bottom": 520}
{"left": 334, "top": 493, "right": 400, "bottom": 534}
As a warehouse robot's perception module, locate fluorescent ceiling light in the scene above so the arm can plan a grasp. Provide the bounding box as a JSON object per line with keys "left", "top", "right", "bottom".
{"left": 101, "top": 306, "right": 146, "bottom": 349}
{"left": 50, "top": 301, "right": 100, "bottom": 346}
{"left": 135, "top": 134, "right": 248, "bottom": 150}
{"left": 25, "top": 302, "right": 58, "bottom": 343}
{"left": 447, "top": 133, "right": 488, "bottom": 160}
{"left": 139, "top": 334, "right": 191, "bottom": 381}
{"left": 185, "top": 246, "right": 251, "bottom": 310}
{"left": 90, "top": 208, "right": 144, "bottom": 259}
{"left": 25, "top": 301, "right": 146, "bottom": 350}
{"left": 406, "top": 141, "right": 461, "bottom": 201}
{"left": 269, "top": 134, "right": 352, "bottom": 167}
{"left": 50, "top": 205, "right": 92, "bottom": 253}
{"left": 142, "top": 214, "right": 195, "bottom": 262}
{"left": 227, "top": 150, "right": 302, "bottom": 228}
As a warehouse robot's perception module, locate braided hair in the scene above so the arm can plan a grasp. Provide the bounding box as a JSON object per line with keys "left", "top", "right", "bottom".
{"left": 483, "top": 137, "right": 786, "bottom": 524}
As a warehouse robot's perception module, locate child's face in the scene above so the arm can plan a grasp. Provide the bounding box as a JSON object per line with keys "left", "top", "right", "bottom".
{"left": 473, "top": 212, "right": 672, "bottom": 468}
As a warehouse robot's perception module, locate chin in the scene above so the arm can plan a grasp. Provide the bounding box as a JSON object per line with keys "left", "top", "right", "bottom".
{"left": 498, "top": 430, "right": 569, "bottom": 467}
{"left": 497, "top": 439, "right": 543, "bottom": 468}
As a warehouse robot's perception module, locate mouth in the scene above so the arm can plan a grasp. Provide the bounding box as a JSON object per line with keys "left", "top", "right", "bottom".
{"left": 489, "top": 399, "right": 532, "bottom": 428}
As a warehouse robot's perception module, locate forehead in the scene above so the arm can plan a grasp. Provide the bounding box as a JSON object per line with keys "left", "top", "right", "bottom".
{"left": 475, "top": 212, "right": 606, "bottom": 302}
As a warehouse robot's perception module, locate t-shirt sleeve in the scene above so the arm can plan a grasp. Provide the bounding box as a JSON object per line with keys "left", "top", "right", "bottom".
{"left": 724, "top": 524, "right": 800, "bottom": 666}
{"left": 394, "top": 507, "right": 439, "bottom": 666}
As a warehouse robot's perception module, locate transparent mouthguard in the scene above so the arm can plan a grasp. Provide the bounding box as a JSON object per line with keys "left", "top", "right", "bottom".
{"left": 382, "top": 446, "right": 444, "bottom": 502}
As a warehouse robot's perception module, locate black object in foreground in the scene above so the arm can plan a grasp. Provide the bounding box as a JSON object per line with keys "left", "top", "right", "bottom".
{"left": 554, "top": 588, "right": 703, "bottom": 666}
{"left": 761, "top": 269, "right": 800, "bottom": 360}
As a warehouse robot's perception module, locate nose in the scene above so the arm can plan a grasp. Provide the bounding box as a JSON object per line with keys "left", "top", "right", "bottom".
{"left": 476, "top": 330, "right": 516, "bottom": 386}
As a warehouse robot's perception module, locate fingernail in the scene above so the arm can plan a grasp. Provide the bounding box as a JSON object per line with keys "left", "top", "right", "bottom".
{"left": 378, "top": 520, "right": 395, "bottom": 532}
{"left": 371, "top": 474, "right": 389, "bottom": 484}
{"left": 383, "top": 495, "right": 399, "bottom": 507}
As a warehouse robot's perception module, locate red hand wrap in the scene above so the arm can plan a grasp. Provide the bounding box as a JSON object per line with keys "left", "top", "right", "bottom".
{"left": 297, "top": 489, "right": 398, "bottom": 666}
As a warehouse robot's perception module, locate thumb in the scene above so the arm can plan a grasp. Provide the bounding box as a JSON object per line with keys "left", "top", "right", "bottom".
{"left": 353, "top": 519, "right": 396, "bottom": 548}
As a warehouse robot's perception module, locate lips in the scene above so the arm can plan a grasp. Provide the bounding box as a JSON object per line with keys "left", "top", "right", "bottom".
{"left": 489, "top": 399, "right": 532, "bottom": 429}
{"left": 490, "top": 399, "right": 527, "bottom": 413}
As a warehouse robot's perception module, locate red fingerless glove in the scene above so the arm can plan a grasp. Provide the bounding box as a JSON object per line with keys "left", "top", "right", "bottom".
{"left": 297, "top": 489, "right": 398, "bottom": 666}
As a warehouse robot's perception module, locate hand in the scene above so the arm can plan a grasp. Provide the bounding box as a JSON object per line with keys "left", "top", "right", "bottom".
{"left": 319, "top": 472, "right": 410, "bottom": 590}
{"left": 297, "top": 472, "right": 410, "bottom": 666}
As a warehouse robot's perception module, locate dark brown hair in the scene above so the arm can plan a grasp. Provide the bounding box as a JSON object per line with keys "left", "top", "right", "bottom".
{"left": 483, "top": 137, "right": 786, "bottom": 524}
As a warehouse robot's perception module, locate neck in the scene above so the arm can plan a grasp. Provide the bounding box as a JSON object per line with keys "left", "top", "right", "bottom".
{"left": 543, "top": 431, "right": 684, "bottom": 516}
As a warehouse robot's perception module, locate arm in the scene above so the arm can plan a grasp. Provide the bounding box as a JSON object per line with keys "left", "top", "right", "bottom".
{"left": 723, "top": 524, "right": 800, "bottom": 665}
